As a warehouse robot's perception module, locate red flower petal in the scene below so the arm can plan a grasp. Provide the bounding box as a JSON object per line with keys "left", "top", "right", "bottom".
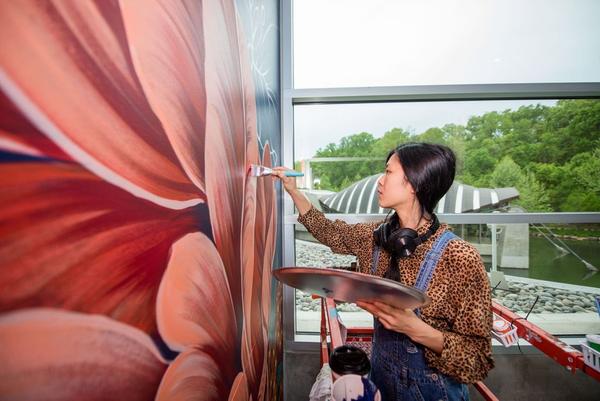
{"left": 203, "top": 0, "right": 260, "bottom": 322}
{"left": 256, "top": 146, "right": 278, "bottom": 401}
{"left": 0, "top": 308, "right": 167, "bottom": 401}
{"left": 156, "top": 232, "right": 238, "bottom": 381}
{"left": 257, "top": 144, "right": 277, "bottom": 330}
{"left": 240, "top": 144, "right": 277, "bottom": 400}
{"left": 0, "top": 92, "right": 71, "bottom": 161}
{"left": 120, "top": 0, "right": 207, "bottom": 193}
{"left": 156, "top": 349, "right": 229, "bottom": 401}
{"left": 0, "top": 161, "right": 199, "bottom": 335}
{"left": 241, "top": 168, "right": 260, "bottom": 397}
{"left": 0, "top": 1, "right": 203, "bottom": 206}
{"left": 228, "top": 372, "right": 250, "bottom": 401}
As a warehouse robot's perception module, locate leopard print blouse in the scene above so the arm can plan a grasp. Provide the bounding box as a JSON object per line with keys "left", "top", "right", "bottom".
{"left": 297, "top": 206, "right": 494, "bottom": 383}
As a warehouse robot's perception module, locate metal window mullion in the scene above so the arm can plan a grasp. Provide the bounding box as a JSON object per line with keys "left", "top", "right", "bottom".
{"left": 280, "top": 0, "right": 297, "bottom": 348}
{"left": 284, "top": 213, "right": 600, "bottom": 225}
{"left": 290, "top": 82, "right": 600, "bottom": 104}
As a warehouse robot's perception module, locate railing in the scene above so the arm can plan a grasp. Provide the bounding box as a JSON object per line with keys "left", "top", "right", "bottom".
{"left": 285, "top": 212, "right": 600, "bottom": 225}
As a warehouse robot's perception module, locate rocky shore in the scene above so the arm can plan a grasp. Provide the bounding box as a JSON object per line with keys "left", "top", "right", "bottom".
{"left": 295, "top": 240, "right": 598, "bottom": 314}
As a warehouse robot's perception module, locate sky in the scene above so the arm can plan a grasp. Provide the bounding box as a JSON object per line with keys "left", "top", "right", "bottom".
{"left": 291, "top": 0, "right": 600, "bottom": 160}
{"left": 294, "top": 99, "right": 557, "bottom": 160}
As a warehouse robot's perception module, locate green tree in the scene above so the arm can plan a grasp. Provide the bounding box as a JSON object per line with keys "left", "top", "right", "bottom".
{"left": 490, "top": 157, "right": 522, "bottom": 187}
{"left": 530, "top": 162, "right": 573, "bottom": 211}
{"left": 569, "top": 148, "right": 600, "bottom": 195}
{"left": 559, "top": 148, "right": 600, "bottom": 211}
{"left": 514, "top": 171, "right": 552, "bottom": 212}
{"left": 463, "top": 146, "right": 496, "bottom": 186}
{"left": 416, "top": 127, "right": 446, "bottom": 144}
{"left": 442, "top": 124, "right": 467, "bottom": 176}
{"left": 541, "top": 100, "right": 600, "bottom": 164}
{"left": 489, "top": 156, "right": 551, "bottom": 211}
{"left": 305, "top": 100, "right": 599, "bottom": 211}
{"left": 371, "top": 128, "right": 411, "bottom": 156}
{"left": 311, "top": 132, "right": 382, "bottom": 191}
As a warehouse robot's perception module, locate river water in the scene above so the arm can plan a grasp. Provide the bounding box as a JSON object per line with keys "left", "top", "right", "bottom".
{"left": 496, "top": 236, "right": 600, "bottom": 288}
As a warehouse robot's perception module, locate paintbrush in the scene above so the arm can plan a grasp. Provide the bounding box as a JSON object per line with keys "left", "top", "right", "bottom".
{"left": 248, "top": 164, "right": 304, "bottom": 177}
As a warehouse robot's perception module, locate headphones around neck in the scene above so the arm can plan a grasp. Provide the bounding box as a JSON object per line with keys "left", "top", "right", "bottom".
{"left": 373, "top": 214, "right": 440, "bottom": 258}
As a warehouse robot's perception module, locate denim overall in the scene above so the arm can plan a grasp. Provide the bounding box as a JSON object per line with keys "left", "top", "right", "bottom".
{"left": 370, "top": 231, "right": 469, "bottom": 401}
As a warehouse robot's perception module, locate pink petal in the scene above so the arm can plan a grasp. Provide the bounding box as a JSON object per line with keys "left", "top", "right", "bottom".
{"left": 257, "top": 362, "right": 268, "bottom": 401}
{"left": 241, "top": 171, "right": 261, "bottom": 397}
{"left": 0, "top": 308, "right": 166, "bottom": 401}
{"left": 258, "top": 144, "right": 277, "bottom": 329}
{"left": 156, "top": 349, "right": 229, "bottom": 401}
{"left": 203, "top": 0, "right": 260, "bottom": 320}
{"left": 228, "top": 373, "right": 251, "bottom": 401}
{"left": 240, "top": 144, "right": 278, "bottom": 400}
{"left": 120, "top": 0, "right": 207, "bottom": 193}
{"left": 156, "top": 232, "right": 238, "bottom": 381}
{"left": 0, "top": 161, "right": 199, "bottom": 335}
{"left": 0, "top": 1, "right": 203, "bottom": 205}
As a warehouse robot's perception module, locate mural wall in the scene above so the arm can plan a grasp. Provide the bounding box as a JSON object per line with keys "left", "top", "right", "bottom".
{"left": 0, "top": 0, "right": 282, "bottom": 400}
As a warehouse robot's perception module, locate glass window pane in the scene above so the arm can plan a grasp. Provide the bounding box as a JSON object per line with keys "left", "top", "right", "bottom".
{"left": 292, "top": 98, "right": 600, "bottom": 337}
{"left": 293, "top": 99, "right": 600, "bottom": 213}
{"left": 294, "top": 235, "right": 364, "bottom": 335}
{"left": 458, "top": 222, "right": 600, "bottom": 336}
{"left": 294, "top": 226, "right": 371, "bottom": 337}
{"left": 293, "top": 0, "right": 600, "bottom": 88}
{"left": 294, "top": 222, "right": 600, "bottom": 336}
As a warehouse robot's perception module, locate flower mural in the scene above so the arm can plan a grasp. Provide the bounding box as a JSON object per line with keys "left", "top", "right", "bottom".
{"left": 0, "top": 1, "right": 280, "bottom": 400}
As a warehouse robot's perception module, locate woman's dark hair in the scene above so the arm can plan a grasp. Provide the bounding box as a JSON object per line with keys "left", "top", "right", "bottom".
{"left": 386, "top": 142, "right": 456, "bottom": 216}
{"left": 382, "top": 142, "right": 456, "bottom": 282}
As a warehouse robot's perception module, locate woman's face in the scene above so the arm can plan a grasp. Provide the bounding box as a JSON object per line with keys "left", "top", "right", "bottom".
{"left": 377, "top": 153, "right": 416, "bottom": 210}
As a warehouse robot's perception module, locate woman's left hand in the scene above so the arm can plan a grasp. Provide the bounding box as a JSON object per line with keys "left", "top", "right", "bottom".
{"left": 356, "top": 300, "right": 425, "bottom": 337}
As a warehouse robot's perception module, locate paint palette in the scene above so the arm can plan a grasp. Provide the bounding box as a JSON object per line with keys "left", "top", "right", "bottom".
{"left": 273, "top": 267, "right": 429, "bottom": 309}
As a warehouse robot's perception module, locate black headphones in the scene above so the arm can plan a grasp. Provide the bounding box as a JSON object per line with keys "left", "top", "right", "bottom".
{"left": 373, "top": 214, "right": 440, "bottom": 258}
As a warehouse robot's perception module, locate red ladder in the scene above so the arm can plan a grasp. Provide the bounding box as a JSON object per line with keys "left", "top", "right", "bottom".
{"left": 317, "top": 296, "right": 600, "bottom": 400}
{"left": 319, "top": 297, "right": 500, "bottom": 400}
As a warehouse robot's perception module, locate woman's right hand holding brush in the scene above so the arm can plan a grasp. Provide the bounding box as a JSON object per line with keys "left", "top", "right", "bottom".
{"left": 271, "top": 167, "right": 312, "bottom": 215}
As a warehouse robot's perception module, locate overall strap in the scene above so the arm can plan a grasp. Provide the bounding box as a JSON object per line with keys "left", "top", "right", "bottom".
{"left": 415, "top": 230, "right": 457, "bottom": 291}
{"left": 371, "top": 231, "right": 457, "bottom": 280}
{"left": 371, "top": 245, "right": 381, "bottom": 275}
{"left": 414, "top": 231, "right": 457, "bottom": 315}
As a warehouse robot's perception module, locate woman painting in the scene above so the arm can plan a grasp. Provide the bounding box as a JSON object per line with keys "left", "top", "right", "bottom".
{"left": 272, "top": 142, "right": 493, "bottom": 401}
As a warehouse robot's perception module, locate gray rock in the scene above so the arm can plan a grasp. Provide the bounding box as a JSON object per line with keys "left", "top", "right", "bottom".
{"left": 296, "top": 240, "right": 600, "bottom": 315}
